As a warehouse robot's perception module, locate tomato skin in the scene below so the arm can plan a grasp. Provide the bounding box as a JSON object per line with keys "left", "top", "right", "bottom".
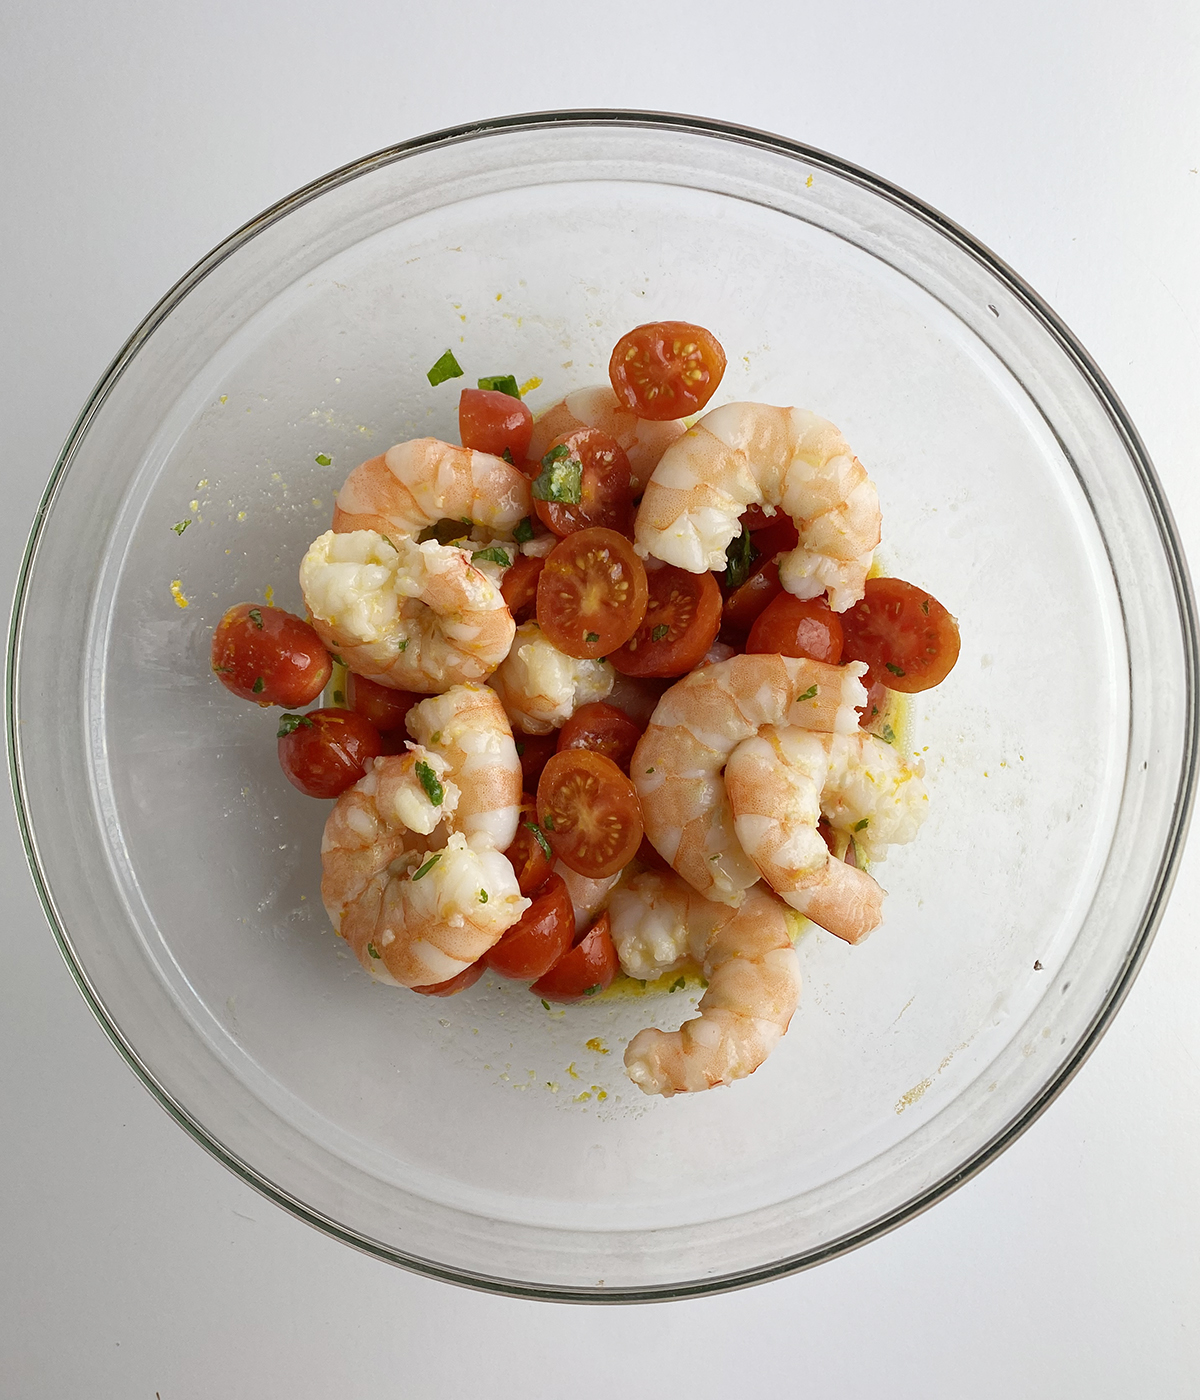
{"left": 411, "top": 958, "right": 487, "bottom": 997}
{"left": 532, "top": 429, "right": 635, "bottom": 538}
{"left": 840, "top": 578, "right": 961, "bottom": 693}
{"left": 746, "top": 593, "right": 844, "bottom": 664}
{"left": 857, "top": 671, "right": 890, "bottom": 729}
{"left": 609, "top": 564, "right": 722, "bottom": 678}
{"left": 503, "top": 795, "right": 554, "bottom": 896}
{"left": 530, "top": 911, "right": 620, "bottom": 1003}
{"left": 514, "top": 731, "right": 559, "bottom": 790}
{"left": 722, "top": 556, "right": 784, "bottom": 633}
{"left": 485, "top": 873, "right": 575, "bottom": 980}
{"left": 347, "top": 672, "right": 420, "bottom": 732}
{"left": 608, "top": 322, "right": 727, "bottom": 421}
{"left": 500, "top": 553, "right": 544, "bottom": 624}
{"left": 212, "top": 603, "right": 331, "bottom": 707}
{"left": 745, "top": 511, "right": 799, "bottom": 559}
{"left": 556, "top": 702, "right": 644, "bottom": 774}
{"left": 536, "top": 527, "right": 649, "bottom": 660}
{"left": 458, "top": 388, "right": 533, "bottom": 461}
{"left": 277, "top": 708, "right": 383, "bottom": 798}
{"left": 537, "top": 750, "right": 644, "bottom": 879}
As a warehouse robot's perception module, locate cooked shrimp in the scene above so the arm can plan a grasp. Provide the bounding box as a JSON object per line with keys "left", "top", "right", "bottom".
{"left": 634, "top": 403, "right": 882, "bottom": 612}
{"left": 610, "top": 871, "right": 802, "bottom": 1097}
{"left": 632, "top": 653, "right": 867, "bottom": 906}
{"left": 300, "top": 529, "right": 515, "bottom": 693}
{"left": 332, "top": 439, "right": 532, "bottom": 540}
{"left": 527, "top": 385, "right": 686, "bottom": 494}
{"left": 488, "top": 620, "right": 614, "bottom": 735}
{"left": 553, "top": 860, "right": 622, "bottom": 934}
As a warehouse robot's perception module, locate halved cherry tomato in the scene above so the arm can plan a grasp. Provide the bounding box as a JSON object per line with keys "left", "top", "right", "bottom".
{"left": 609, "top": 564, "right": 722, "bottom": 678}
{"left": 556, "top": 702, "right": 644, "bottom": 774}
{"left": 530, "top": 911, "right": 620, "bottom": 1004}
{"left": 746, "top": 511, "right": 799, "bottom": 558}
{"left": 503, "top": 795, "right": 554, "bottom": 897}
{"left": 458, "top": 387, "right": 533, "bottom": 461}
{"left": 514, "top": 731, "right": 558, "bottom": 790}
{"left": 500, "top": 553, "right": 544, "bottom": 624}
{"left": 277, "top": 708, "right": 382, "bottom": 798}
{"left": 746, "top": 593, "right": 844, "bottom": 664}
{"left": 211, "top": 603, "right": 331, "bottom": 707}
{"left": 532, "top": 428, "right": 635, "bottom": 538}
{"left": 537, "top": 750, "right": 643, "bottom": 879}
{"left": 347, "top": 672, "right": 420, "bottom": 732}
{"left": 411, "top": 958, "right": 487, "bottom": 997}
{"left": 608, "top": 321, "right": 726, "bottom": 421}
{"left": 840, "top": 577, "right": 961, "bottom": 693}
{"left": 722, "top": 556, "right": 784, "bottom": 633}
{"left": 536, "top": 527, "right": 648, "bottom": 660}
{"left": 485, "top": 873, "right": 574, "bottom": 980}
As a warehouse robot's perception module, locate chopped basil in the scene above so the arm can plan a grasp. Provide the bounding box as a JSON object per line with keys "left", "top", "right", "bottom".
{"left": 513, "top": 516, "right": 535, "bottom": 543}
{"left": 379, "top": 534, "right": 395, "bottom": 550}
{"left": 797, "top": 684, "right": 818, "bottom": 703}
{"left": 367, "top": 942, "right": 381, "bottom": 960}
{"left": 853, "top": 817, "right": 870, "bottom": 832}
{"left": 212, "top": 665, "right": 231, "bottom": 674}
{"left": 415, "top": 760, "right": 444, "bottom": 806}
{"left": 524, "top": 821, "right": 552, "bottom": 860}
{"left": 668, "top": 976, "right": 685, "bottom": 993}
{"left": 412, "top": 854, "right": 441, "bottom": 881}
{"left": 331, "top": 653, "right": 345, "bottom": 665}
{"left": 247, "top": 607, "right": 264, "bottom": 629}
{"left": 429, "top": 731, "right": 441, "bottom": 744}
{"left": 645, "top": 766, "right": 655, "bottom": 775}
{"left": 542, "top": 812, "right": 556, "bottom": 832}
{"left": 171, "top": 518, "right": 191, "bottom": 535}
{"left": 332, "top": 690, "right": 345, "bottom": 706}
{"left": 650, "top": 624, "right": 669, "bottom": 642}
{"left": 515, "top": 741, "right": 525, "bottom": 757}
{"left": 251, "top": 676, "right": 264, "bottom": 694}
{"left": 397, "top": 639, "right": 408, "bottom": 652}
{"left": 881, "top": 724, "right": 896, "bottom": 744}
{"left": 426, "top": 349, "right": 464, "bottom": 386}
{"left": 921, "top": 597, "right": 930, "bottom": 615}
{"left": 471, "top": 546, "right": 512, "bottom": 568}
{"left": 531, "top": 444, "right": 582, "bottom": 504}
{"left": 314, "top": 453, "right": 332, "bottom": 466}
{"left": 276, "top": 713, "right": 314, "bottom": 737}
{"left": 723, "top": 525, "right": 758, "bottom": 590}
{"left": 585, "top": 631, "right": 600, "bottom": 644}
{"left": 582, "top": 984, "right": 602, "bottom": 997}
{"left": 478, "top": 889, "right": 488, "bottom": 903}
{"left": 477, "top": 374, "right": 521, "bottom": 399}
{"left": 885, "top": 662, "right": 906, "bottom": 677}
{"left": 502, "top": 447, "right": 514, "bottom": 464}
{"left": 540, "top": 998, "right": 550, "bottom": 1011}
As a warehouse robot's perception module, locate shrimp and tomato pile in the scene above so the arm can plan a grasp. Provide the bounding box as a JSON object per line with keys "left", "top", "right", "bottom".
{"left": 211, "top": 320, "right": 961, "bottom": 1098}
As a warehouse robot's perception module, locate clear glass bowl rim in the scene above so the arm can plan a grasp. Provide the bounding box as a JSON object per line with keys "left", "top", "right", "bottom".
{"left": 7, "top": 108, "right": 1199, "bottom": 1303}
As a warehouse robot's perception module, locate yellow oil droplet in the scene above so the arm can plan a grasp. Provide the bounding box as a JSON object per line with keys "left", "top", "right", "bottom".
{"left": 806, "top": 174, "right": 814, "bottom": 188}
{"left": 219, "top": 395, "right": 228, "bottom": 404}
{"left": 189, "top": 499, "right": 199, "bottom": 511}
{"left": 495, "top": 292, "right": 503, "bottom": 301}
{"left": 196, "top": 478, "right": 209, "bottom": 489}
{"left": 596, "top": 1089, "right": 607, "bottom": 1101}
{"left": 574, "top": 1091, "right": 591, "bottom": 1102}
{"left": 236, "top": 510, "right": 247, "bottom": 521}
{"left": 264, "top": 585, "right": 275, "bottom": 606}
{"left": 585, "top": 1038, "right": 609, "bottom": 1055}
{"left": 566, "top": 1062, "right": 579, "bottom": 1079}
{"left": 312, "top": 498, "right": 323, "bottom": 508}
{"left": 170, "top": 579, "right": 189, "bottom": 608}
{"left": 519, "top": 376, "right": 542, "bottom": 396}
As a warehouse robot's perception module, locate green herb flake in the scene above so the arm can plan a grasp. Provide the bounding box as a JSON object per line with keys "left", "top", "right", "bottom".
{"left": 251, "top": 676, "right": 264, "bottom": 694}
{"left": 645, "top": 766, "right": 655, "bottom": 775}
{"left": 668, "top": 976, "right": 686, "bottom": 993}
{"left": 471, "top": 546, "right": 512, "bottom": 568}
{"left": 426, "top": 349, "right": 464, "bottom": 386}
{"left": 331, "top": 653, "right": 345, "bottom": 666}
{"left": 650, "top": 623, "right": 669, "bottom": 642}
{"left": 540, "top": 998, "right": 550, "bottom": 1011}
{"left": 582, "top": 984, "right": 602, "bottom": 998}
{"left": 276, "top": 713, "right": 314, "bottom": 738}
{"left": 921, "top": 597, "right": 930, "bottom": 615}
{"left": 542, "top": 812, "right": 556, "bottom": 832}
{"left": 513, "top": 516, "right": 535, "bottom": 543}
{"left": 412, "top": 854, "right": 441, "bottom": 881}
{"left": 367, "top": 942, "right": 382, "bottom": 960}
{"left": 515, "top": 741, "right": 525, "bottom": 757}
{"left": 853, "top": 817, "right": 870, "bottom": 832}
{"left": 723, "top": 524, "right": 758, "bottom": 590}
{"left": 502, "top": 447, "right": 514, "bottom": 464}
{"left": 397, "top": 639, "right": 408, "bottom": 652}
{"left": 332, "top": 690, "right": 345, "bottom": 706}
{"left": 478, "top": 889, "right": 488, "bottom": 904}
{"left": 415, "top": 760, "right": 445, "bottom": 807}
{"left": 881, "top": 724, "right": 896, "bottom": 745}
{"left": 314, "top": 453, "right": 332, "bottom": 466}
{"left": 379, "top": 534, "right": 395, "bottom": 550}
{"left": 524, "top": 821, "right": 553, "bottom": 861}
{"left": 477, "top": 373, "right": 521, "bottom": 399}
{"left": 171, "top": 518, "right": 191, "bottom": 535}
{"left": 532, "top": 444, "right": 583, "bottom": 504}
{"left": 797, "top": 684, "right": 819, "bottom": 703}
{"left": 247, "top": 607, "right": 264, "bottom": 629}
{"left": 885, "top": 662, "right": 906, "bottom": 677}
{"left": 585, "top": 631, "right": 600, "bottom": 644}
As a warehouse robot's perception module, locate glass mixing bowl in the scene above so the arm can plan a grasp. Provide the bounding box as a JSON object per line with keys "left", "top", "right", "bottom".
{"left": 9, "top": 112, "right": 1197, "bottom": 1300}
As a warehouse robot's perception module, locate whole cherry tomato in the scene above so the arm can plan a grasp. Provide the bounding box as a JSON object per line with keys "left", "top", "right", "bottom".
{"left": 609, "top": 564, "right": 722, "bottom": 678}
{"left": 411, "top": 958, "right": 487, "bottom": 997}
{"left": 556, "top": 702, "right": 644, "bottom": 774}
{"left": 485, "top": 873, "right": 575, "bottom": 980}
{"left": 531, "top": 428, "right": 635, "bottom": 538}
{"left": 347, "top": 672, "right": 420, "bottom": 732}
{"left": 277, "top": 708, "right": 382, "bottom": 798}
{"left": 746, "top": 593, "right": 844, "bottom": 664}
{"left": 536, "top": 527, "right": 648, "bottom": 660}
{"left": 840, "top": 578, "right": 961, "bottom": 693}
{"left": 500, "top": 553, "right": 544, "bottom": 625}
{"left": 608, "top": 322, "right": 726, "bottom": 421}
{"left": 537, "top": 750, "right": 643, "bottom": 880}
{"left": 530, "top": 911, "right": 620, "bottom": 1004}
{"left": 458, "top": 387, "right": 533, "bottom": 461}
{"left": 211, "top": 603, "right": 331, "bottom": 707}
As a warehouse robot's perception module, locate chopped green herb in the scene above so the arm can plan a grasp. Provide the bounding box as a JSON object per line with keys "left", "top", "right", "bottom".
{"left": 668, "top": 976, "right": 686, "bottom": 993}
{"left": 853, "top": 817, "right": 870, "bottom": 832}
{"left": 429, "top": 731, "right": 441, "bottom": 744}
{"left": 797, "top": 684, "right": 819, "bottom": 703}
{"left": 397, "top": 639, "right": 408, "bottom": 652}
{"left": 650, "top": 623, "right": 669, "bottom": 642}
{"left": 920, "top": 597, "right": 930, "bottom": 615}
{"left": 212, "top": 665, "right": 231, "bottom": 674}
{"left": 502, "top": 447, "right": 514, "bottom": 464}
{"left": 541, "top": 998, "right": 550, "bottom": 1010}
{"left": 251, "top": 676, "right": 264, "bottom": 694}
{"left": 582, "top": 984, "right": 602, "bottom": 997}
{"left": 542, "top": 812, "right": 556, "bottom": 832}
{"left": 477, "top": 373, "right": 521, "bottom": 399}
{"left": 379, "top": 534, "right": 395, "bottom": 550}
{"left": 367, "top": 942, "right": 381, "bottom": 960}
{"left": 513, "top": 516, "right": 535, "bottom": 543}
{"left": 314, "top": 453, "right": 332, "bottom": 466}
{"left": 645, "top": 766, "right": 655, "bottom": 775}
{"left": 332, "top": 690, "right": 345, "bottom": 706}
{"left": 515, "top": 741, "right": 525, "bottom": 757}
{"left": 412, "top": 854, "right": 441, "bottom": 881}
{"left": 171, "top": 518, "right": 191, "bottom": 535}
{"left": 585, "top": 631, "right": 600, "bottom": 644}
{"left": 881, "top": 724, "right": 896, "bottom": 744}
{"left": 524, "top": 821, "right": 553, "bottom": 861}
{"left": 478, "top": 889, "right": 488, "bottom": 904}
{"left": 427, "top": 349, "right": 464, "bottom": 386}
{"left": 885, "top": 662, "right": 906, "bottom": 677}
{"left": 247, "top": 607, "right": 264, "bottom": 629}
{"left": 331, "top": 653, "right": 345, "bottom": 666}
{"left": 415, "top": 760, "right": 444, "bottom": 806}
{"left": 532, "top": 444, "right": 583, "bottom": 504}
{"left": 276, "top": 713, "right": 314, "bottom": 737}
{"left": 723, "top": 525, "right": 758, "bottom": 590}
{"left": 460, "top": 516, "right": 472, "bottom": 525}
{"left": 472, "top": 546, "right": 512, "bottom": 568}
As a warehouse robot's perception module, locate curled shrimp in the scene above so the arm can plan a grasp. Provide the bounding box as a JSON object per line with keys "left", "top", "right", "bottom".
{"left": 488, "top": 620, "right": 615, "bottom": 734}
{"left": 527, "top": 385, "right": 687, "bottom": 495}
{"left": 300, "top": 528, "right": 515, "bottom": 692}
{"left": 608, "top": 871, "right": 801, "bottom": 1097}
{"left": 631, "top": 653, "right": 867, "bottom": 906}
{"left": 634, "top": 403, "right": 882, "bottom": 612}
{"left": 322, "top": 685, "right": 527, "bottom": 987}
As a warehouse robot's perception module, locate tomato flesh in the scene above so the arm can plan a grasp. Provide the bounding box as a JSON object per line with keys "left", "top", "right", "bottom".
{"left": 458, "top": 387, "right": 533, "bottom": 461}
{"left": 556, "top": 702, "right": 644, "bottom": 774}
{"left": 609, "top": 564, "right": 722, "bottom": 678}
{"left": 746, "top": 593, "right": 844, "bottom": 665}
{"left": 347, "top": 672, "right": 420, "bottom": 732}
{"left": 857, "top": 671, "right": 890, "bottom": 729}
{"left": 608, "top": 321, "right": 727, "bottom": 420}
{"left": 530, "top": 911, "right": 620, "bottom": 1003}
{"left": 840, "top": 578, "right": 960, "bottom": 693}
{"left": 212, "top": 603, "right": 331, "bottom": 707}
{"left": 277, "top": 708, "right": 382, "bottom": 798}
{"left": 500, "top": 553, "right": 544, "bottom": 624}
{"left": 503, "top": 795, "right": 554, "bottom": 896}
{"left": 485, "top": 873, "right": 575, "bottom": 980}
{"left": 532, "top": 428, "right": 635, "bottom": 538}
{"left": 536, "top": 527, "right": 648, "bottom": 660}
{"left": 411, "top": 958, "right": 487, "bottom": 997}
{"left": 722, "top": 556, "right": 784, "bottom": 634}
{"left": 537, "top": 750, "right": 643, "bottom": 879}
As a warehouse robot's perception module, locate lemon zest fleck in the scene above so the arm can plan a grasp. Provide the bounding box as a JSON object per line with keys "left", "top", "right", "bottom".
{"left": 170, "top": 579, "right": 189, "bottom": 609}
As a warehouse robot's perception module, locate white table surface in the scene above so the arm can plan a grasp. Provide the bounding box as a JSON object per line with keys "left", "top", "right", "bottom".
{"left": 3, "top": 2, "right": 1198, "bottom": 1395}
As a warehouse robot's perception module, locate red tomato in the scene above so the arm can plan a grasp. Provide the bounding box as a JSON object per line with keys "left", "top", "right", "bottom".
{"left": 347, "top": 672, "right": 420, "bottom": 732}
{"left": 503, "top": 795, "right": 554, "bottom": 896}
{"left": 485, "top": 873, "right": 575, "bottom": 980}
{"left": 857, "top": 671, "right": 890, "bottom": 729}
{"left": 411, "top": 958, "right": 487, "bottom": 997}
{"left": 537, "top": 751, "right": 643, "bottom": 879}
{"left": 514, "top": 731, "right": 558, "bottom": 790}
{"left": 556, "top": 702, "right": 644, "bottom": 774}
{"left": 746, "top": 511, "right": 799, "bottom": 558}
{"left": 277, "top": 708, "right": 382, "bottom": 798}
{"left": 722, "top": 556, "right": 784, "bottom": 633}
{"left": 840, "top": 578, "right": 961, "bottom": 693}
{"left": 458, "top": 387, "right": 533, "bottom": 461}
{"left": 532, "top": 428, "right": 635, "bottom": 538}
{"left": 211, "top": 603, "right": 331, "bottom": 707}
{"left": 608, "top": 322, "right": 726, "bottom": 421}
{"left": 609, "top": 564, "right": 722, "bottom": 678}
{"left": 536, "top": 527, "right": 649, "bottom": 660}
{"left": 500, "top": 553, "right": 544, "bottom": 624}
{"left": 530, "top": 911, "right": 620, "bottom": 1004}
{"left": 746, "top": 593, "right": 844, "bottom": 664}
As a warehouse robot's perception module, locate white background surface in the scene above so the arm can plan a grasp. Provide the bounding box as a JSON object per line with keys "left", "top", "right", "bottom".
{"left": 2, "top": 1, "right": 1198, "bottom": 1395}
